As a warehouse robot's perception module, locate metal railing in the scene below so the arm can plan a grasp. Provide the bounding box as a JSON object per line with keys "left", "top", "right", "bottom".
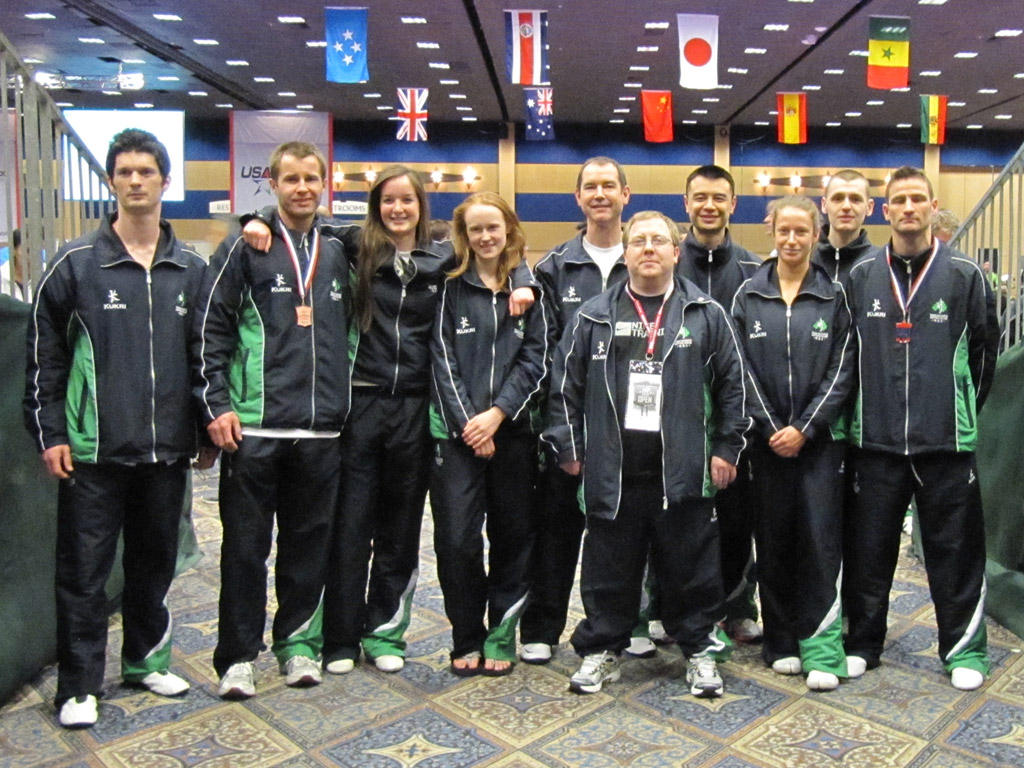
{"left": 950, "top": 144, "right": 1024, "bottom": 352}
{"left": 1, "top": 29, "right": 113, "bottom": 301}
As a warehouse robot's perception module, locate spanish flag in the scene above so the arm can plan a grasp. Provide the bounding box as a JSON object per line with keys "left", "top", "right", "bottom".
{"left": 868, "top": 16, "right": 910, "bottom": 89}
{"left": 641, "top": 90, "right": 674, "bottom": 143}
{"left": 777, "top": 92, "right": 806, "bottom": 144}
{"left": 921, "top": 95, "right": 948, "bottom": 144}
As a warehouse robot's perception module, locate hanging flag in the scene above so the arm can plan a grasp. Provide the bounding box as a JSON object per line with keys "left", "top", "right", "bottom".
{"left": 396, "top": 88, "right": 428, "bottom": 142}
{"left": 867, "top": 16, "right": 910, "bottom": 89}
{"left": 505, "top": 10, "right": 549, "bottom": 85}
{"left": 524, "top": 87, "right": 554, "bottom": 141}
{"left": 641, "top": 90, "right": 673, "bottom": 143}
{"left": 677, "top": 14, "right": 718, "bottom": 90}
{"left": 325, "top": 7, "right": 369, "bottom": 83}
{"left": 921, "top": 95, "right": 948, "bottom": 144}
{"left": 777, "top": 92, "right": 807, "bottom": 144}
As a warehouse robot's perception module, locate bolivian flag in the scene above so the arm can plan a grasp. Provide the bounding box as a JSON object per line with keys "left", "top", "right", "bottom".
{"left": 777, "top": 92, "right": 806, "bottom": 144}
{"left": 921, "top": 95, "right": 948, "bottom": 144}
{"left": 868, "top": 16, "right": 910, "bottom": 89}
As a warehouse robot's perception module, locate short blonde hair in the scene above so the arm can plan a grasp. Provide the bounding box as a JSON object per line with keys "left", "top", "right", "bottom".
{"left": 622, "top": 210, "right": 681, "bottom": 246}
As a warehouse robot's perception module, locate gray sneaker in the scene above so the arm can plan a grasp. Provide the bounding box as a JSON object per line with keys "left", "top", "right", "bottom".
{"left": 282, "top": 655, "right": 322, "bottom": 687}
{"left": 218, "top": 662, "right": 256, "bottom": 699}
{"left": 569, "top": 652, "right": 620, "bottom": 694}
{"left": 686, "top": 655, "right": 724, "bottom": 698}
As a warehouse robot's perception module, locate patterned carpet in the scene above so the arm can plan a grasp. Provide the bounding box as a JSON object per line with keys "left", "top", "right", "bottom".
{"left": 4, "top": 469, "right": 1024, "bottom": 768}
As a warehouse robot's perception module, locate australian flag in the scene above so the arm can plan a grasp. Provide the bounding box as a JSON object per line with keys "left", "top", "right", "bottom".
{"left": 396, "top": 87, "right": 429, "bottom": 141}
{"left": 325, "top": 7, "right": 369, "bottom": 83}
{"left": 524, "top": 87, "right": 554, "bottom": 141}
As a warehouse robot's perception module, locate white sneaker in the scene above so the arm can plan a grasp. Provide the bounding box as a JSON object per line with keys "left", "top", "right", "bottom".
{"left": 950, "top": 667, "right": 984, "bottom": 691}
{"left": 218, "top": 661, "right": 256, "bottom": 699}
{"left": 58, "top": 695, "right": 98, "bottom": 728}
{"left": 282, "top": 656, "right": 322, "bottom": 687}
{"left": 845, "top": 655, "right": 867, "bottom": 679}
{"left": 625, "top": 636, "right": 657, "bottom": 658}
{"left": 686, "top": 655, "right": 724, "bottom": 698}
{"left": 648, "top": 620, "right": 672, "bottom": 644}
{"left": 520, "top": 643, "right": 553, "bottom": 664}
{"left": 140, "top": 670, "right": 190, "bottom": 697}
{"left": 325, "top": 658, "right": 355, "bottom": 675}
{"left": 569, "top": 651, "right": 620, "bottom": 694}
{"left": 806, "top": 670, "right": 839, "bottom": 691}
{"left": 374, "top": 654, "right": 405, "bottom": 673}
{"left": 727, "top": 618, "right": 763, "bottom": 644}
{"left": 772, "top": 656, "right": 803, "bottom": 675}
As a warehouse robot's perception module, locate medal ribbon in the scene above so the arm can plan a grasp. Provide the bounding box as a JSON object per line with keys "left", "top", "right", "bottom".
{"left": 886, "top": 240, "right": 938, "bottom": 318}
{"left": 277, "top": 221, "right": 320, "bottom": 303}
{"left": 626, "top": 285, "right": 673, "bottom": 360}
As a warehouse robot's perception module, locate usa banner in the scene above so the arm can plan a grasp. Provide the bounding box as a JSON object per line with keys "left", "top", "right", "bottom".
{"left": 230, "top": 111, "right": 332, "bottom": 213}
{"left": 396, "top": 88, "right": 429, "bottom": 142}
{"left": 505, "top": 10, "right": 549, "bottom": 85}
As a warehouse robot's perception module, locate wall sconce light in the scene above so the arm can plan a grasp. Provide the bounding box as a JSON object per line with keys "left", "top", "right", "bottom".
{"left": 430, "top": 168, "right": 444, "bottom": 190}
{"left": 462, "top": 166, "right": 479, "bottom": 190}
{"left": 789, "top": 173, "right": 802, "bottom": 191}
{"left": 364, "top": 168, "right": 378, "bottom": 186}
{"left": 821, "top": 172, "right": 832, "bottom": 191}
{"left": 332, "top": 169, "right": 345, "bottom": 191}
{"left": 755, "top": 170, "right": 771, "bottom": 193}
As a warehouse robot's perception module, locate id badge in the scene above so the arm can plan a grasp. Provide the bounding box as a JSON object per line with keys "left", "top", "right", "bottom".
{"left": 625, "top": 360, "right": 663, "bottom": 432}
{"left": 895, "top": 321, "right": 912, "bottom": 344}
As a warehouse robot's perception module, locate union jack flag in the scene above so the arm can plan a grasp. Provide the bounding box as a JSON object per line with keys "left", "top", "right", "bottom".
{"left": 534, "top": 87, "right": 553, "bottom": 115}
{"left": 524, "top": 87, "right": 554, "bottom": 141}
{"left": 396, "top": 87, "right": 429, "bottom": 142}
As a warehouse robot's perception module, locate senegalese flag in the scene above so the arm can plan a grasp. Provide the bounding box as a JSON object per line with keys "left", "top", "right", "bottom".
{"left": 868, "top": 16, "right": 910, "bottom": 89}
{"left": 776, "top": 92, "right": 806, "bottom": 144}
{"left": 921, "top": 95, "right": 948, "bottom": 144}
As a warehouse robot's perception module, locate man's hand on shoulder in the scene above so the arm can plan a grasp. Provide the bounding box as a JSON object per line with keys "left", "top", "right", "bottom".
{"left": 207, "top": 412, "right": 243, "bottom": 452}
{"left": 242, "top": 219, "right": 272, "bottom": 252}
{"left": 509, "top": 287, "right": 535, "bottom": 316}
{"left": 42, "top": 444, "right": 73, "bottom": 479}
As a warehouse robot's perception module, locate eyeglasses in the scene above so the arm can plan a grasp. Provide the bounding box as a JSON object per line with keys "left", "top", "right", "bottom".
{"left": 626, "top": 234, "right": 674, "bottom": 249}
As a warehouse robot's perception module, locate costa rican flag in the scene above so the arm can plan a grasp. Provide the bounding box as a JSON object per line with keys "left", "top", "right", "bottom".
{"left": 396, "top": 87, "right": 428, "bottom": 142}
{"left": 505, "top": 10, "right": 549, "bottom": 85}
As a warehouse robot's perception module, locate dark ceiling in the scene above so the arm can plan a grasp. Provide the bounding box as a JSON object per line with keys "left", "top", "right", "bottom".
{"left": 2, "top": 0, "right": 1023, "bottom": 132}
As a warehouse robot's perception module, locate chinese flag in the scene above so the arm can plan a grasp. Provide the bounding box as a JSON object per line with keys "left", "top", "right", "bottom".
{"left": 867, "top": 16, "right": 910, "bottom": 89}
{"left": 777, "top": 93, "right": 807, "bottom": 144}
{"left": 921, "top": 95, "right": 948, "bottom": 144}
{"left": 641, "top": 90, "right": 673, "bottom": 143}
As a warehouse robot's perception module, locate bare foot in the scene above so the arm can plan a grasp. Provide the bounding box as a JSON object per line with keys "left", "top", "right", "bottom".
{"left": 484, "top": 658, "right": 513, "bottom": 674}
{"left": 452, "top": 654, "right": 481, "bottom": 674}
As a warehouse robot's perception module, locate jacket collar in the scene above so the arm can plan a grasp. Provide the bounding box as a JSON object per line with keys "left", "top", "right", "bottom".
{"left": 581, "top": 275, "right": 710, "bottom": 324}
{"left": 97, "top": 211, "right": 184, "bottom": 268}
{"left": 747, "top": 257, "right": 837, "bottom": 301}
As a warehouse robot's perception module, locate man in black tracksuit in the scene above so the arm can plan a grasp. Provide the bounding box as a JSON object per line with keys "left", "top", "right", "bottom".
{"left": 25, "top": 129, "right": 210, "bottom": 728}
{"left": 813, "top": 169, "right": 876, "bottom": 287}
{"left": 677, "top": 165, "right": 762, "bottom": 643}
{"left": 843, "top": 166, "right": 998, "bottom": 691}
{"left": 195, "top": 141, "right": 353, "bottom": 698}
{"left": 543, "top": 211, "right": 749, "bottom": 697}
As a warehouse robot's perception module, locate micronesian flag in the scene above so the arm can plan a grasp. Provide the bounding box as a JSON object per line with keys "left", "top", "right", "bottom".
{"left": 505, "top": 10, "right": 549, "bottom": 85}
{"left": 325, "top": 7, "right": 369, "bottom": 83}
{"left": 677, "top": 14, "right": 719, "bottom": 89}
{"left": 396, "top": 88, "right": 429, "bottom": 141}
{"left": 524, "top": 87, "right": 554, "bottom": 140}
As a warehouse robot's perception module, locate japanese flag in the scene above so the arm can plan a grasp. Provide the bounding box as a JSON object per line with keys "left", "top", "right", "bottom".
{"left": 677, "top": 14, "right": 718, "bottom": 90}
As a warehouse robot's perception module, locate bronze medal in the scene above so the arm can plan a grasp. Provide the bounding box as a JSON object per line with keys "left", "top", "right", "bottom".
{"left": 296, "top": 305, "right": 313, "bottom": 327}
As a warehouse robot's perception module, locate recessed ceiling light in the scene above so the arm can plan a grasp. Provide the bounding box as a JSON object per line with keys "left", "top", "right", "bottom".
{"left": 645, "top": 22, "right": 670, "bottom": 30}
{"left": 692, "top": 109, "right": 708, "bottom": 114}
{"left": 892, "top": 87, "right": 911, "bottom": 92}
{"left": 194, "top": 39, "right": 219, "bottom": 45}
{"left": 123, "top": 58, "right": 145, "bottom": 64}
{"left": 949, "top": 101, "right": 966, "bottom": 106}
{"left": 429, "top": 62, "right": 450, "bottom": 69}
{"left": 954, "top": 51, "right": 978, "bottom": 58}
{"left": 134, "top": 103, "right": 154, "bottom": 108}
{"left": 363, "top": 93, "right": 381, "bottom": 98}
{"left": 849, "top": 50, "right": 869, "bottom": 56}
{"left": 189, "top": 91, "right": 208, "bottom": 96}
{"left": 215, "top": 103, "right": 233, "bottom": 108}
{"left": 995, "top": 29, "right": 1022, "bottom": 37}
{"left": 254, "top": 77, "right": 275, "bottom": 83}
{"left": 157, "top": 76, "right": 179, "bottom": 82}
{"left": 637, "top": 46, "right": 659, "bottom": 52}
{"left": 401, "top": 17, "right": 427, "bottom": 24}
{"left": 728, "top": 67, "right": 748, "bottom": 74}
{"left": 306, "top": 41, "right": 327, "bottom": 48}
{"left": 920, "top": 70, "right": 941, "bottom": 76}
{"left": 897, "top": 123, "right": 912, "bottom": 128}
{"left": 978, "top": 88, "right": 998, "bottom": 93}
{"left": 278, "top": 16, "right": 306, "bottom": 24}
{"left": 966, "top": 124, "right": 983, "bottom": 129}
{"left": 439, "top": 79, "right": 460, "bottom": 85}
{"left": 24, "top": 57, "right": 44, "bottom": 64}
{"left": 769, "top": 111, "right": 778, "bottom": 116}
{"left": 614, "top": 108, "right": 630, "bottom": 113}
{"left": 377, "top": 105, "right": 393, "bottom": 110}
{"left": 824, "top": 69, "right": 844, "bottom": 75}
{"left": 277, "top": 91, "right": 296, "bottom": 97}
{"left": 610, "top": 119, "right": 625, "bottom": 124}
{"left": 630, "top": 66, "right": 650, "bottom": 72}
{"left": 1016, "top": 73, "right": 1024, "bottom": 79}
{"left": 102, "top": 90, "right": 122, "bottom": 96}
{"left": 297, "top": 105, "right": 313, "bottom": 110}
{"left": 456, "top": 106, "right": 473, "bottom": 111}
{"left": 995, "top": 114, "right": 1013, "bottom": 119}
{"left": 755, "top": 121, "right": 770, "bottom": 125}
{"left": 764, "top": 24, "right": 789, "bottom": 31}
{"left": 619, "top": 96, "right": 636, "bottom": 101}
{"left": 826, "top": 122, "right": 842, "bottom": 127}
{"left": 867, "top": 100, "right": 884, "bottom": 105}
{"left": 802, "top": 85, "right": 821, "bottom": 90}
{"left": 449, "top": 93, "right": 467, "bottom": 99}
{"left": 681, "top": 120, "right": 697, "bottom": 125}
{"left": 744, "top": 47, "right": 767, "bottom": 54}
{"left": 702, "top": 97, "right": 720, "bottom": 102}
{"left": 226, "top": 60, "right": 249, "bottom": 66}
{"left": 919, "top": 0, "right": 948, "bottom": 4}
{"left": 417, "top": 42, "right": 440, "bottom": 49}
{"left": 78, "top": 37, "right": 105, "bottom": 44}
{"left": 25, "top": 12, "right": 56, "bottom": 20}
{"left": 789, "top": 0, "right": 815, "bottom": 3}
{"left": 461, "top": 117, "right": 477, "bottom": 122}
{"left": 153, "top": 13, "right": 181, "bottom": 21}
{"left": 623, "top": 83, "right": 643, "bottom": 88}
{"left": 716, "top": 84, "right": 733, "bottom": 89}
{"left": 56, "top": 102, "right": 74, "bottom": 107}
{"left": 845, "top": 111, "right": 862, "bottom": 117}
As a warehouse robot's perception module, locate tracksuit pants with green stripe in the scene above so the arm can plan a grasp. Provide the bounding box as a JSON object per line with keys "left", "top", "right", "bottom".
{"left": 55, "top": 459, "right": 188, "bottom": 705}
{"left": 430, "top": 427, "right": 536, "bottom": 661}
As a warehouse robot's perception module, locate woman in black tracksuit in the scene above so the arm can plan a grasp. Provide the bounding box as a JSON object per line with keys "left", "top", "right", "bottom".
{"left": 430, "top": 191, "right": 548, "bottom": 676}
{"left": 731, "top": 195, "right": 855, "bottom": 691}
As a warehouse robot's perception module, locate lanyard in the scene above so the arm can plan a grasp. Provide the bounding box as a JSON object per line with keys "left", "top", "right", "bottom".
{"left": 886, "top": 240, "right": 938, "bottom": 317}
{"left": 626, "top": 285, "right": 672, "bottom": 360}
{"left": 277, "top": 221, "right": 320, "bottom": 303}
